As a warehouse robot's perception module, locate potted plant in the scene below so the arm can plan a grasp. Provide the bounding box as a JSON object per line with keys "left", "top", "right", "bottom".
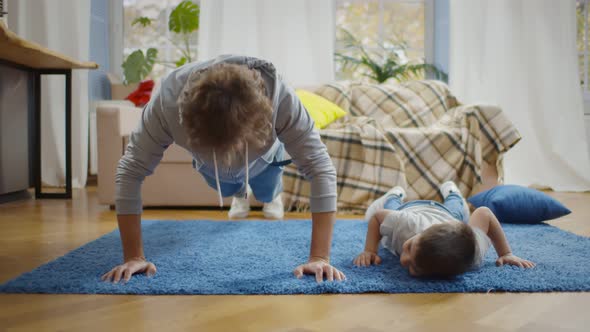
{"left": 122, "top": 0, "right": 200, "bottom": 85}
{"left": 335, "top": 28, "right": 447, "bottom": 84}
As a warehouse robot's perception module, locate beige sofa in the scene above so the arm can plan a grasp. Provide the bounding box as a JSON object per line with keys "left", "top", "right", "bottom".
{"left": 97, "top": 83, "right": 501, "bottom": 209}
{"left": 97, "top": 104, "right": 237, "bottom": 208}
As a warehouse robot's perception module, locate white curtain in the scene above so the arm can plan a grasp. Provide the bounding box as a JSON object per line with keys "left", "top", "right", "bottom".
{"left": 450, "top": 0, "right": 590, "bottom": 191}
{"left": 198, "top": 0, "right": 335, "bottom": 87}
{"left": 7, "top": 0, "right": 90, "bottom": 188}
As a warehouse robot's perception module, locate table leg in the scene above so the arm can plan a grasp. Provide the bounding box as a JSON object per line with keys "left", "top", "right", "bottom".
{"left": 35, "top": 69, "right": 73, "bottom": 199}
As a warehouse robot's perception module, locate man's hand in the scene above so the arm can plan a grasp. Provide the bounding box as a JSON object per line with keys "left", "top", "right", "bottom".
{"left": 101, "top": 257, "right": 157, "bottom": 283}
{"left": 353, "top": 251, "right": 382, "bottom": 267}
{"left": 293, "top": 258, "right": 346, "bottom": 283}
{"left": 496, "top": 253, "right": 536, "bottom": 268}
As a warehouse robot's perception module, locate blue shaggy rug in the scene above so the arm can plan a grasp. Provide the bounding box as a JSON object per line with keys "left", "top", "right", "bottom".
{"left": 1, "top": 220, "right": 589, "bottom": 294}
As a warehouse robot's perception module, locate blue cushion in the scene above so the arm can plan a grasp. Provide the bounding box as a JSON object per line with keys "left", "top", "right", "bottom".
{"left": 467, "top": 185, "right": 571, "bottom": 224}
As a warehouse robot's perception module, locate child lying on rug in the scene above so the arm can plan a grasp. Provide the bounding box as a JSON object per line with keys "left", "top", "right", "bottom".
{"left": 354, "top": 181, "right": 535, "bottom": 277}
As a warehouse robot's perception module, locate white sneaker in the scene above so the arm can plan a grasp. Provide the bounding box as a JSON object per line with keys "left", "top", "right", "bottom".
{"left": 440, "top": 181, "right": 460, "bottom": 199}
{"left": 364, "top": 186, "right": 406, "bottom": 222}
{"left": 229, "top": 190, "right": 251, "bottom": 219}
{"left": 263, "top": 194, "right": 284, "bottom": 219}
{"left": 439, "top": 181, "right": 470, "bottom": 220}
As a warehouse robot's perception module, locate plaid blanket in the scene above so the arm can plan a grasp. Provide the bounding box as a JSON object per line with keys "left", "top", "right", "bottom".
{"left": 283, "top": 80, "right": 521, "bottom": 213}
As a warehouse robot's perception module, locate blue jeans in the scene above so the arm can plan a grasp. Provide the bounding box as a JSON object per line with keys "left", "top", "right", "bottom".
{"left": 383, "top": 192, "right": 468, "bottom": 223}
{"left": 196, "top": 145, "right": 287, "bottom": 203}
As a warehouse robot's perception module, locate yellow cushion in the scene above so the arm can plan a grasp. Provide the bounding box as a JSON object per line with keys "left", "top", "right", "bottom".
{"left": 296, "top": 89, "right": 347, "bottom": 129}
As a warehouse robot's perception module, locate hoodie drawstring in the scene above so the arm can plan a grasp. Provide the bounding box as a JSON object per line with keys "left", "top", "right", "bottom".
{"left": 244, "top": 142, "right": 249, "bottom": 199}
{"left": 212, "top": 142, "right": 250, "bottom": 207}
{"left": 213, "top": 149, "right": 223, "bottom": 208}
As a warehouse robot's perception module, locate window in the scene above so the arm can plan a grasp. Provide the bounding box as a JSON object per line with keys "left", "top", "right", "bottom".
{"left": 120, "top": 0, "right": 432, "bottom": 83}
{"left": 123, "top": 0, "right": 199, "bottom": 81}
{"left": 578, "top": 0, "right": 590, "bottom": 101}
{"left": 334, "top": 0, "right": 432, "bottom": 81}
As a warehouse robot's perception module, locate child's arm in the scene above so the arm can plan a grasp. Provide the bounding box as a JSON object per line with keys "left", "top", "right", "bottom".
{"left": 353, "top": 210, "right": 390, "bottom": 267}
{"left": 468, "top": 207, "right": 535, "bottom": 268}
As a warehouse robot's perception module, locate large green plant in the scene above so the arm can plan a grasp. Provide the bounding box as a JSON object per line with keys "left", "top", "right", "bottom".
{"left": 335, "top": 29, "right": 447, "bottom": 84}
{"left": 122, "top": 1, "right": 200, "bottom": 84}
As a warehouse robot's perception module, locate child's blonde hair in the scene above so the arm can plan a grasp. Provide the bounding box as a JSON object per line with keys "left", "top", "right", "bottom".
{"left": 414, "top": 222, "right": 476, "bottom": 277}
{"left": 178, "top": 63, "right": 273, "bottom": 165}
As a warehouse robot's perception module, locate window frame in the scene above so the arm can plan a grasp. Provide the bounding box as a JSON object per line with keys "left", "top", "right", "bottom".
{"left": 109, "top": 0, "right": 124, "bottom": 79}
{"left": 424, "top": 0, "right": 434, "bottom": 65}
{"left": 578, "top": 0, "right": 590, "bottom": 115}
{"left": 581, "top": 0, "right": 590, "bottom": 99}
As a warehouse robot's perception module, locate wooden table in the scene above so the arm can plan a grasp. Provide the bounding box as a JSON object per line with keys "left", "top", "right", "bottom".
{"left": 0, "top": 22, "right": 97, "bottom": 199}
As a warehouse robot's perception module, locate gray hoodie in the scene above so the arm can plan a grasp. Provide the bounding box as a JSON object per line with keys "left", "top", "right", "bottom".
{"left": 115, "top": 55, "right": 337, "bottom": 214}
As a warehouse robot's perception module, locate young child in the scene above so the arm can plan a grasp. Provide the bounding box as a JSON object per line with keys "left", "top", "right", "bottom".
{"left": 354, "top": 182, "right": 535, "bottom": 277}
{"left": 102, "top": 55, "right": 343, "bottom": 284}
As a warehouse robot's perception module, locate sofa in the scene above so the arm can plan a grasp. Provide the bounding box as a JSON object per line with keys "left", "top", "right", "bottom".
{"left": 97, "top": 80, "right": 514, "bottom": 210}
{"left": 97, "top": 103, "right": 237, "bottom": 208}
{"left": 282, "top": 80, "right": 519, "bottom": 213}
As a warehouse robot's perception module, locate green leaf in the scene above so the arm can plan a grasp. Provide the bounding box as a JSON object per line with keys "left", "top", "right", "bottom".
{"left": 132, "top": 17, "right": 153, "bottom": 27}
{"left": 406, "top": 63, "right": 449, "bottom": 82}
{"left": 169, "top": 1, "right": 200, "bottom": 34}
{"left": 175, "top": 56, "right": 188, "bottom": 67}
{"left": 146, "top": 48, "right": 158, "bottom": 60}
{"left": 122, "top": 48, "right": 158, "bottom": 84}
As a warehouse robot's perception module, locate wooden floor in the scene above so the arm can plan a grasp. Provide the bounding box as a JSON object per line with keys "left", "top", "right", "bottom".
{"left": 0, "top": 188, "right": 589, "bottom": 332}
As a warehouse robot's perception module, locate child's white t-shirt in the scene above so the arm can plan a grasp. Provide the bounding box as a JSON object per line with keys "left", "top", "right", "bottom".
{"left": 379, "top": 204, "right": 492, "bottom": 268}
